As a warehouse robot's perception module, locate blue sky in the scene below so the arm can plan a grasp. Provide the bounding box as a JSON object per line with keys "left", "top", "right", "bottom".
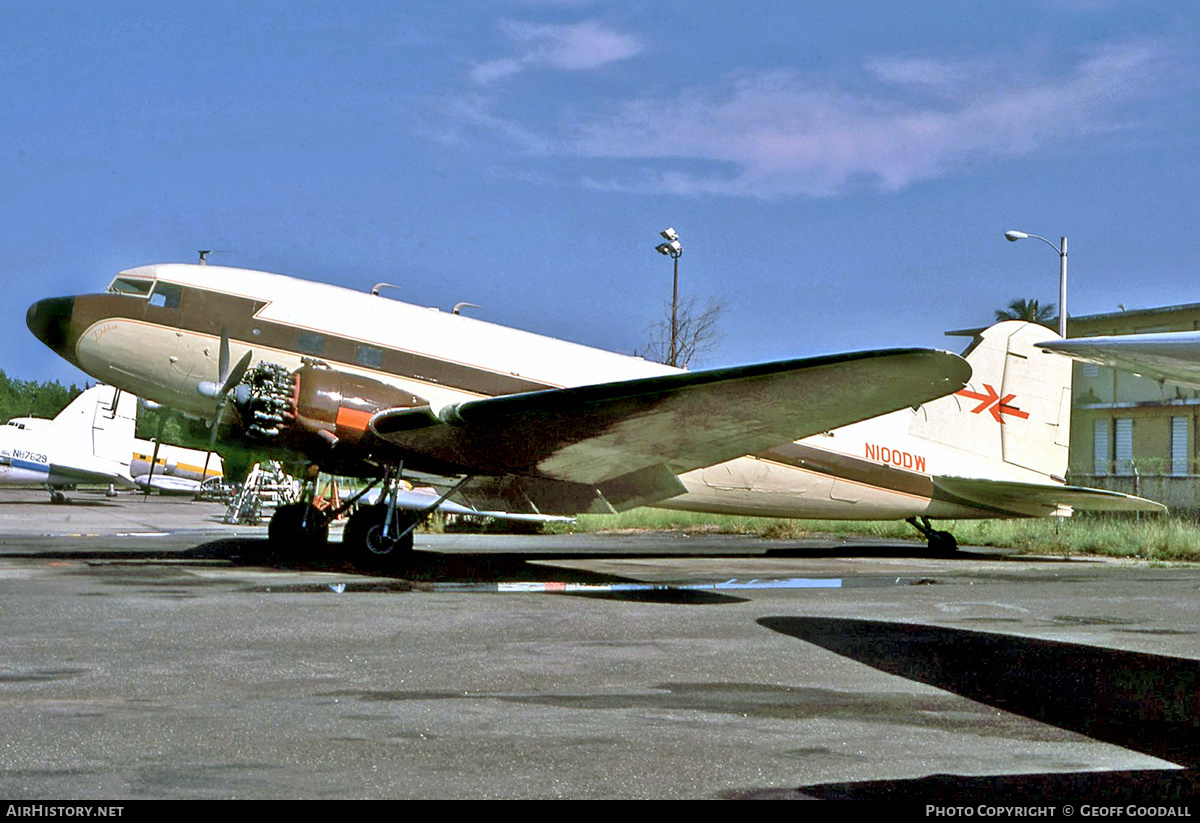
{"left": 4, "top": 1, "right": 1199, "bottom": 385}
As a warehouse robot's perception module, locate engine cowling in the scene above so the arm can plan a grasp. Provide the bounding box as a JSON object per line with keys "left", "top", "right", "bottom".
{"left": 291, "top": 365, "right": 428, "bottom": 447}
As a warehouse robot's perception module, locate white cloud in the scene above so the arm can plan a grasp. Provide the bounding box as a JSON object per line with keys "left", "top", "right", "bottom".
{"left": 472, "top": 20, "right": 643, "bottom": 84}
{"left": 560, "top": 41, "right": 1173, "bottom": 198}
{"left": 450, "top": 39, "right": 1178, "bottom": 198}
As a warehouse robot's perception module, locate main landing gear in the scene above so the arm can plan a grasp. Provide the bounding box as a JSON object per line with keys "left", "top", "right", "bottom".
{"left": 906, "top": 516, "right": 958, "bottom": 554}
{"left": 266, "top": 469, "right": 359, "bottom": 565}
{"left": 267, "top": 500, "right": 330, "bottom": 557}
{"left": 343, "top": 501, "right": 418, "bottom": 569}
{"left": 265, "top": 467, "right": 468, "bottom": 572}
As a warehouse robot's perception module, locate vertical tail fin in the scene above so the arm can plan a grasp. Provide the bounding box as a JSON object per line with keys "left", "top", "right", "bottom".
{"left": 909, "top": 321, "right": 1072, "bottom": 481}
{"left": 46, "top": 385, "right": 138, "bottom": 469}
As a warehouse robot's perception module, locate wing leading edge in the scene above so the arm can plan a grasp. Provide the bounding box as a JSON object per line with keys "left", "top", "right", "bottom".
{"left": 371, "top": 348, "right": 971, "bottom": 513}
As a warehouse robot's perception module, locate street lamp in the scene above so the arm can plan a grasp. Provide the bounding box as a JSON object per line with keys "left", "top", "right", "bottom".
{"left": 1004, "top": 230, "right": 1068, "bottom": 338}
{"left": 655, "top": 227, "right": 684, "bottom": 367}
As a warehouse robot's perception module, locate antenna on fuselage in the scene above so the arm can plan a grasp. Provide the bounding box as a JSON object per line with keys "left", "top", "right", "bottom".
{"left": 371, "top": 282, "right": 401, "bottom": 297}
{"left": 198, "top": 250, "right": 211, "bottom": 265}
{"left": 452, "top": 302, "right": 480, "bottom": 316}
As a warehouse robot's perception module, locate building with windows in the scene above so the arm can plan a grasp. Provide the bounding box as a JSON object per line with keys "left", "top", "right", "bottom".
{"left": 1063, "top": 303, "right": 1200, "bottom": 488}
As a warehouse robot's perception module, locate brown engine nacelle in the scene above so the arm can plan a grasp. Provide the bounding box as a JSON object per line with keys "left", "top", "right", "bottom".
{"left": 292, "top": 365, "right": 428, "bottom": 447}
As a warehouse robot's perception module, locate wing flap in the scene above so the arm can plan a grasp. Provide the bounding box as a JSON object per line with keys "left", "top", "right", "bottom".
{"left": 372, "top": 349, "right": 971, "bottom": 490}
{"left": 934, "top": 475, "right": 1167, "bottom": 516}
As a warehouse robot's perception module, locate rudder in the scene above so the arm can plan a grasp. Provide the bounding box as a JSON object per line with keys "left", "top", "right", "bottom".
{"left": 909, "top": 321, "right": 1071, "bottom": 481}
{"left": 46, "top": 385, "right": 138, "bottom": 469}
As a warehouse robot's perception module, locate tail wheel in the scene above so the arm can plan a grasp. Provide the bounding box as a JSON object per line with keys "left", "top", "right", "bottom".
{"left": 906, "top": 516, "right": 959, "bottom": 555}
{"left": 928, "top": 530, "right": 958, "bottom": 554}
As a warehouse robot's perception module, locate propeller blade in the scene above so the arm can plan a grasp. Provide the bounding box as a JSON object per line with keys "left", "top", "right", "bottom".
{"left": 222, "top": 349, "right": 253, "bottom": 396}
{"left": 218, "top": 326, "right": 231, "bottom": 385}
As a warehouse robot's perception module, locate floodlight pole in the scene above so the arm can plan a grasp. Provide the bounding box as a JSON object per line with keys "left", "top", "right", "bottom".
{"left": 655, "top": 229, "right": 684, "bottom": 367}
{"left": 671, "top": 252, "right": 680, "bottom": 366}
{"left": 1004, "top": 230, "right": 1068, "bottom": 338}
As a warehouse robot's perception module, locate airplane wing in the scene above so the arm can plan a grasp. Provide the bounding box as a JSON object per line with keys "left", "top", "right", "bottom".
{"left": 934, "top": 475, "right": 1167, "bottom": 517}
{"left": 1038, "top": 332, "right": 1200, "bottom": 389}
{"left": 372, "top": 349, "right": 971, "bottom": 512}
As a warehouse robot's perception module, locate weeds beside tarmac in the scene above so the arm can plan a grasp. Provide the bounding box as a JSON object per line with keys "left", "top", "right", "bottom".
{"left": 540, "top": 509, "right": 1200, "bottom": 562}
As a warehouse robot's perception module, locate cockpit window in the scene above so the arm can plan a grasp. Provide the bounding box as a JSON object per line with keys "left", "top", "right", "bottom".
{"left": 148, "top": 282, "right": 183, "bottom": 309}
{"left": 107, "top": 277, "right": 155, "bottom": 297}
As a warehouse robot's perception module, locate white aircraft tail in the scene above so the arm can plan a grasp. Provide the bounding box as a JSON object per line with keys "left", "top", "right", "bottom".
{"left": 46, "top": 385, "right": 138, "bottom": 469}
{"left": 909, "top": 321, "right": 1072, "bottom": 481}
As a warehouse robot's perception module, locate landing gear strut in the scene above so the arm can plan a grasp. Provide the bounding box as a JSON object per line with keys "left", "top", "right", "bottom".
{"left": 906, "top": 516, "right": 958, "bottom": 554}
{"left": 341, "top": 469, "right": 473, "bottom": 571}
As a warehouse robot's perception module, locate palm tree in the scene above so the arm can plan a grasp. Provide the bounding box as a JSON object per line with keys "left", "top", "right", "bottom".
{"left": 995, "top": 298, "right": 1056, "bottom": 328}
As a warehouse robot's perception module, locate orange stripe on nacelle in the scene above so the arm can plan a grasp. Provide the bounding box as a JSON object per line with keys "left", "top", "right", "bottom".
{"left": 336, "top": 406, "right": 373, "bottom": 432}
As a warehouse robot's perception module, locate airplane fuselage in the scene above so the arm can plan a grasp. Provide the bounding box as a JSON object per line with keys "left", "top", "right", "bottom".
{"left": 28, "top": 263, "right": 1065, "bottom": 521}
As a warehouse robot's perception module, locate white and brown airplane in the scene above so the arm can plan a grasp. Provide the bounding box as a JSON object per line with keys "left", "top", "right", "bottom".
{"left": 26, "top": 263, "right": 1161, "bottom": 564}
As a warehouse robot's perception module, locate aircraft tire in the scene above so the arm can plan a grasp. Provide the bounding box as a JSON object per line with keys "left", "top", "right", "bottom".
{"left": 346, "top": 505, "right": 415, "bottom": 569}
{"left": 268, "top": 502, "right": 330, "bottom": 560}
{"left": 929, "top": 530, "right": 958, "bottom": 555}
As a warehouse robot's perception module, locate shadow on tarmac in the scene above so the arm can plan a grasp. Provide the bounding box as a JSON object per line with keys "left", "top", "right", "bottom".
{"left": 14, "top": 537, "right": 751, "bottom": 603}
{"left": 0, "top": 498, "right": 121, "bottom": 507}
{"left": 762, "top": 544, "right": 1004, "bottom": 560}
{"left": 753, "top": 616, "right": 1200, "bottom": 800}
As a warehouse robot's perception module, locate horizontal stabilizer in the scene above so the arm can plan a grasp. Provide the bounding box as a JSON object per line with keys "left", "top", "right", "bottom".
{"left": 934, "top": 475, "right": 1167, "bottom": 517}
{"left": 49, "top": 462, "right": 137, "bottom": 488}
{"left": 1039, "top": 332, "right": 1200, "bottom": 389}
{"left": 372, "top": 349, "right": 971, "bottom": 496}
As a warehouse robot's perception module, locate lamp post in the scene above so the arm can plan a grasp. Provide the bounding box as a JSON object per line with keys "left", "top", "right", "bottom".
{"left": 655, "top": 227, "right": 684, "bottom": 367}
{"left": 1004, "top": 230, "right": 1068, "bottom": 338}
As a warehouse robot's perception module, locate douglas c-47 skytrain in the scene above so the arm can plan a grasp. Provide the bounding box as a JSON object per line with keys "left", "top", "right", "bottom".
{"left": 26, "top": 263, "right": 1162, "bottom": 566}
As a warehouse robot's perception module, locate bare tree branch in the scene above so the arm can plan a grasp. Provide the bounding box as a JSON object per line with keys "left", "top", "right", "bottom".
{"left": 639, "top": 295, "right": 725, "bottom": 368}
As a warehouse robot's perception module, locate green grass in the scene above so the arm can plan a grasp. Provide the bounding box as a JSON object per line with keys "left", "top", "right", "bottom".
{"left": 542, "top": 509, "right": 1200, "bottom": 562}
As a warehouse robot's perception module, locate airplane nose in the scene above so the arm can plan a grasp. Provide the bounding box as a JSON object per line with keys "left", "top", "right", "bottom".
{"left": 26, "top": 296, "right": 76, "bottom": 353}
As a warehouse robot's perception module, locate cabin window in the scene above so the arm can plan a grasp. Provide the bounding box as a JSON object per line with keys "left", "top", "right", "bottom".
{"left": 107, "top": 277, "right": 154, "bottom": 297}
{"left": 148, "top": 282, "right": 182, "bottom": 309}
{"left": 356, "top": 345, "right": 384, "bottom": 369}
{"left": 297, "top": 330, "right": 326, "bottom": 356}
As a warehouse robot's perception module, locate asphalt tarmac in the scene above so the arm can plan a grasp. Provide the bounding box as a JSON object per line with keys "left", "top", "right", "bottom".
{"left": 0, "top": 489, "right": 1197, "bottom": 800}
